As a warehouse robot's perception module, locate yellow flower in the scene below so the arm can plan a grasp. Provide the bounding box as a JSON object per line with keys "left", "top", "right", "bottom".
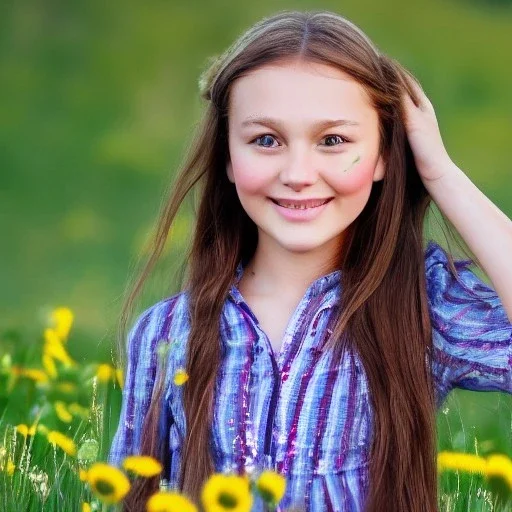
{"left": 0, "top": 448, "right": 15, "bottom": 476}
{"left": 47, "top": 430, "right": 77, "bottom": 457}
{"left": 44, "top": 328, "right": 75, "bottom": 366}
{"left": 79, "top": 469, "right": 88, "bottom": 482}
{"left": 50, "top": 307, "right": 74, "bottom": 342}
{"left": 437, "top": 451, "right": 487, "bottom": 474}
{"left": 122, "top": 455, "right": 163, "bottom": 477}
{"left": 82, "top": 503, "right": 91, "bottom": 512}
{"left": 485, "top": 453, "right": 512, "bottom": 488}
{"left": 115, "top": 368, "right": 124, "bottom": 389}
{"left": 146, "top": 491, "right": 198, "bottom": 512}
{"left": 255, "top": 470, "right": 286, "bottom": 506}
{"left": 96, "top": 363, "right": 114, "bottom": 383}
{"left": 2, "top": 459, "right": 15, "bottom": 476}
{"left": 6, "top": 459, "right": 15, "bottom": 476}
{"left": 42, "top": 354, "right": 58, "bottom": 379}
{"left": 54, "top": 401, "right": 73, "bottom": 423}
{"left": 23, "top": 368, "right": 49, "bottom": 383}
{"left": 201, "top": 473, "right": 253, "bottom": 512}
{"left": 86, "top": 462, "right": 131, "bottom": 504}
{"left": 56, "top": 381, "right": 77, "bottom": 394}
{"left": 173, "top": 368, "right": 189, "bottom": 386}
{"left": 16, "top": 423, "right": 36, "bottom": 437}
{"left": 16, "top": 368, "right": 48, "bottom": 383}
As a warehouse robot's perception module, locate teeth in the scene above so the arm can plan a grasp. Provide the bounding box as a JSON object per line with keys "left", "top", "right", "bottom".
{"left": 276, "top": 199, "right": 328, "bottom": 209}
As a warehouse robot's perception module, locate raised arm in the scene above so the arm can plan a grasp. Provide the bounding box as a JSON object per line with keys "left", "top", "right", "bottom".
{"left": 402, "top": 77, "right": 512, "bottom": 322}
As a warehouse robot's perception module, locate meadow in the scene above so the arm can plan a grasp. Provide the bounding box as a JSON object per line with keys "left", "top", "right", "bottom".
{"left": 1, "top": 0, "right": 511, "bottom": 510}
{"left": 0, "top": 308, "right": 511, "bottom": 511}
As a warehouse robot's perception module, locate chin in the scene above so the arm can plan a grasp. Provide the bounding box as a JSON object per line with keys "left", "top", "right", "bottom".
{"left": 277, "top": 239, "right": 328, "bottom": 254}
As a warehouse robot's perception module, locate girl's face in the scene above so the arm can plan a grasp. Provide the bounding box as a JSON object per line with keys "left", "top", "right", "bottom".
{"left": 227, "top": 58, "right": 385, "bottom": 256}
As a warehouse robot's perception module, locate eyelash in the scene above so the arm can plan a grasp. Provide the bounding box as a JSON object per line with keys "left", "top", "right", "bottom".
{"left": 250, "top": 133, "right": 351, "bottom": 149}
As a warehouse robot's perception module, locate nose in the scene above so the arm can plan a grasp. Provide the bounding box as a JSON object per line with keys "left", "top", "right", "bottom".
{"left": 279, "top": 147, "right": 319, "bottom": 190}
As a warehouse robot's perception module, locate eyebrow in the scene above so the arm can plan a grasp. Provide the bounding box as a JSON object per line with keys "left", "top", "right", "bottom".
{"left": 241, "top": 116, "right": 360, "bottom": 130}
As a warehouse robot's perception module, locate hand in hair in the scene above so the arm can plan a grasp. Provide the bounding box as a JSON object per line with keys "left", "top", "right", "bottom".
{"left": 401, "top": 76, "right": 454, "bottom": 183}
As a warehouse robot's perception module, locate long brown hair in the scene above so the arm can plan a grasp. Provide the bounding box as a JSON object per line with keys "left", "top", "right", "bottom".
{"left": 118, "top": 9, "right": 478, "bottom": 511}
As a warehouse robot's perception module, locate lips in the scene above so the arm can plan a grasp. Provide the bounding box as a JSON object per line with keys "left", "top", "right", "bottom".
{"left": 270, "top": 198, "right": 333, "bottom": 209}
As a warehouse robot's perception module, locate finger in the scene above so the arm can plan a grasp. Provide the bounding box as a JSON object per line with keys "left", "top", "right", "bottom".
{"left": 401, "top": 87, "right": 422, "bottom": 115}
{"left": 408, "top": 77, "right": 434, "bottom": 111}
{"left": 402, "top": 73, "right": 427, "bottom": 110}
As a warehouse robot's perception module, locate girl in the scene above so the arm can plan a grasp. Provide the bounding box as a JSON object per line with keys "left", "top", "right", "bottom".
{"left": 108, "top": 9, "right": 512, "bottom": 512}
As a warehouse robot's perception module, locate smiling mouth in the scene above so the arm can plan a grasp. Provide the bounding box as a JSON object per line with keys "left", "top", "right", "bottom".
{"left": 270, "top": 198, "right": 333, "bottom": 209}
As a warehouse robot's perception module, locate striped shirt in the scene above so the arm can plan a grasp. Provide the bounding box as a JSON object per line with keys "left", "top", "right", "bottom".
{"left": 108, "top": 240, "right": 512, "bottom": 511}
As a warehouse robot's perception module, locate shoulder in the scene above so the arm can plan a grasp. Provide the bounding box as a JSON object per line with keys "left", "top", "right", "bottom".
{"left": 423, "top": 241, "right": 512, "bottom": 401}
{"left": 423, "top": 240, "right": 479, "bottom": 305}
{"left": 424, "top": 240, "right": 473, "bottom": 276}
{"left": 423, "top": 240, "right": 507, "bottom": 331}
{"left": 126, "top": 290, "right": 191, "bottom": 358}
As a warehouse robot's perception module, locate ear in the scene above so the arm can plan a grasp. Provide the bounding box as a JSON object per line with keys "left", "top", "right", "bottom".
{"left": 373, "top": 154, "right": 385, "bottom": 182}
{"left": 226, "top": 159, "right": 235, "bottom": 183}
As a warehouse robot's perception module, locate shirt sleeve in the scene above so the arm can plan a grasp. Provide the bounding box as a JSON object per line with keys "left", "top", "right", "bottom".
{"left": 108, "top": 299, "right": 176, "bottom": 467}
{"left": 425, "top": 240, "right": 512, "bottom": 407}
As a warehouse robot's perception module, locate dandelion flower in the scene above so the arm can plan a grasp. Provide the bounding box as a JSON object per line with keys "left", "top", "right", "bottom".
{"left": 86, "top": 462, "right": 131, "bottom": 504}
{"left": 485, "top": 453, "right": 512, "bottom": 488}
{"left": 50, "top": 307, "right": 74, "bottom": 342}
{"left": 201, "top": 473, "right": 253, "bottom": 512}
{"left": 437, "top": 451, "right": 487, "bottom": 474}
{"left": 56, "top": 382, "right": 77, "bottom": 394}
{"left": 44, "top": 327, "right": 61, "bottom": 345}
{"left": 79, "top": 469, "right": 88, "bottom": 482}
{"left": 1, "top": 453, "right": 16, "bottom": 476}
{"left": 54, "top": 401, "right": 73, "bottom": 423}
{"left": 255, "top": 470, "right": 286, "bottom": 506}
{"left": 7, "top": 460, "right": 15, "bottom": 476}
{"left": 44, "top": 328, "right": 75, "bottom": 366}
{"left": 173, "top": 369, "right": 189, "bottom": 386}
{"left": 146, "top": 491, "right": 198, "bottom": 512}
{"left": 42, "top": 354, "right": 57, "bottom": 379}
{"left": 96, "top": 363, "right": 114, "bottom": 383}
{"left": 17, "top": 368, "right": 48, "bottom": 383}
{"left": 82, "top": 503, "right": 91, "bottom": 512}
{"left": 122, "top": 455, "right": 163, "bottom": 477}
{"left": 16, "top": 423, "right": 36, "bottom": 437}
{"left": 47, "top": 430, "right": 77, "bottom": 457}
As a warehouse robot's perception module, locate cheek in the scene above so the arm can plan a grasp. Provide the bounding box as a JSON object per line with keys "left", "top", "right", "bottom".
{"left": 329, "top": 157, "right": 377, "bottom": 195}
{"left": 329, "top": 158, "right": 376, "bottom": 225}
{"left": 230, "top": 154, "right": 271, "bottom": 194}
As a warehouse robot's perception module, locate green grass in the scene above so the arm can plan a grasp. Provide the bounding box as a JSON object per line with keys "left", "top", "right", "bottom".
{"left": 1, "top": 0, "right": 511, "bottom": 509}
{"left": 2, "top": 0, "right": 512, "bottom": 351}
{"left": 0, "top": 320, "right": 511, "bottom": 511}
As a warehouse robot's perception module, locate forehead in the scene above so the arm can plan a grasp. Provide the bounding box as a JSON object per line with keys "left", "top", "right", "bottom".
{"left": 228, "top": 59, "right": 375, "bottom": 127}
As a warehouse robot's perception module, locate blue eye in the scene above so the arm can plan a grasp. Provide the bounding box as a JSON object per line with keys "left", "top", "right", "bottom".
{"left": 254, "top": 134, "right": 278, "bottom": 148}
{"left": 323, "top": 134, "right": 348, "bottom": 146}
{"left": 251, "top": 134, "right": 350, "bottom": 148}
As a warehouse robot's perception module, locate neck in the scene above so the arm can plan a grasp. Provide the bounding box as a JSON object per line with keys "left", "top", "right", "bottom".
{"left": 240, "top": 232, "right": 344, "bottom": 299}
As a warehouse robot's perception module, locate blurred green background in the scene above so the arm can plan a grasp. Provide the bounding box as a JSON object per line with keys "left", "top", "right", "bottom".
{"left": 1, "top": 0, "right": 511, "bottom": 457}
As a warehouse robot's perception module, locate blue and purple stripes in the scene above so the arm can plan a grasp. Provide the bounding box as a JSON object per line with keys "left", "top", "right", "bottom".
{"left": 425, "top": 242, "right": 512, "bottom": 406}
{"left": 109, "top": 240, "right": 512, "bottom": 511}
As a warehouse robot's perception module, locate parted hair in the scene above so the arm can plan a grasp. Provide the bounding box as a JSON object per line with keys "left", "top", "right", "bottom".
{"left": 118, "top": 9, "right": 474, "bottom": 511}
